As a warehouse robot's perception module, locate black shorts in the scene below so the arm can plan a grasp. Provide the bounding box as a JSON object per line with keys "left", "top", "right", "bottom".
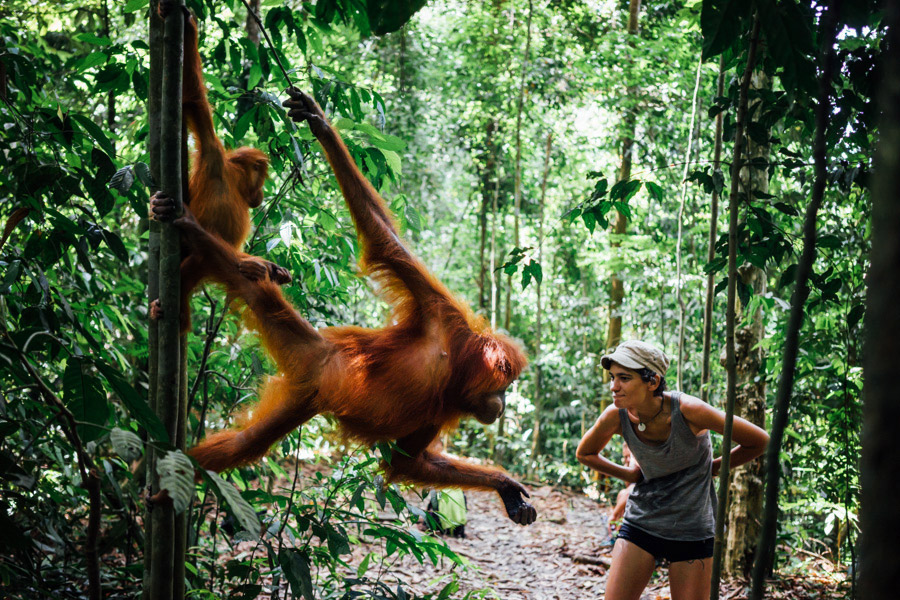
{"left": 616, "top": 522, "right": 714, "bottom": 563}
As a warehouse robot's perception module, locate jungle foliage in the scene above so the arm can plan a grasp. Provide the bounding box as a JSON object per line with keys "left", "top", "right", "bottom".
{"left": 0, "top": 0, "right": 887, "bottom": 597}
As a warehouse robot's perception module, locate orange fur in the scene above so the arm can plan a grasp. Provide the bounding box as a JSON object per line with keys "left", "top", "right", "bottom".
{"left": 160, "top": 11, "right": 285, "bottom": 333}
{"left": 182, "top": 90, "right": 536, "bottom": 524}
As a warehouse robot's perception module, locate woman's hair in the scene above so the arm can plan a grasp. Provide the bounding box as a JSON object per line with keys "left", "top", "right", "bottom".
{"left": 636, "top": 367, "right": 667, "bottom": 397}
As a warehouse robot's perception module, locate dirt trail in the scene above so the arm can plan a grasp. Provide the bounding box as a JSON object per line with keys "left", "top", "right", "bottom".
{"left": 353, "top": 486, "right": 831, "bottom": 600}
{"left": 355, "top": 486, "right": 669, "bottom": 600}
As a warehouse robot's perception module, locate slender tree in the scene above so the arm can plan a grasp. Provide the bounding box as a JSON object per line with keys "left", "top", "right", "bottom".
{"left": 528, "top": 132, "right": 552, "bottom": 476}
{"left": 724, "top": 69, "right": 771, "bottom": 578}
{"left": 603, "top": 0, "right": 641, "bottom": 397}
{"left": 749, "top": 1, "right": 843, "bottom": 597}
{"left": 149, "top": 2, "right": 185, "bottom": 598}
{"left": 504, "top": 0, "right": 533, "bottom": 331}
{"left": 143, "top": 2, "right": 164, "bottom": 596}
{"left": 710, "top": 14, "right": 761, "bottom": 599}
{"left": 675, "top": 58, "right": 703, "bottom": 390}
{"left": 859, "top": 0, "right": 900, "bottom": 597}
{"left": 700, "top": 56, "right": 726, "bottom": 404}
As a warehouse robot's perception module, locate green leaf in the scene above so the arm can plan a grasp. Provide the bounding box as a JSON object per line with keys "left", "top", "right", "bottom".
{"left": 380, "top": 148, "right": 402, "bottom": 178}
{"left": 773, "top": 202, "right": 799, "bottom": 216}
{"left": 581, "top": 210, "right": 596, "bottom": 234}
{"left": 248, "top": 61, "right": 263, "bottom": 89}
{"left": 132, "top": 70, "right": 148, "bottom": 101}
{"left": 203, "top": 471, "right": 261, "bottom": 538}
{"left": 591, "top": 177, "right": 609, "bottom": 200}
{"left": 367, "top": 0, "right": 427, "bottom": 36}
{"left": 756, "top": 0, "right": 816, "bottom": 94}
{"left": 71, "top": 114, "right": 116, "bottom": 159}
{"left": 75, "top": 53, "right": 108, "bottom": 72}
{"left": 703, "top": 256, "right": 727, "bottom": 274}
{"left": 134, "top": 162, "right": 155, "bottom": 188}
{"left": 233, "top": 106, "right": 257, "bottom": 142}
{"left": 369, "top": 132, "right": 406, "bottom": 152}
{"left": 327, "top": 526, "right": 351, "bottom": 556}
{"left": 74, "top": 33, "right": 112, "bottom": 46}
{"left": 110, "top": 428, "right": 143, "bottom": 462}
{"left": 108, "top": 166, "right": 135, "bottom": 194}
{"left": 817, "top": 234, "right": 842, "bottom": 249}
{"left": 101, "top": 228, "right": 129, "bottom": 262}
{"left": 700, "top": 0, "right": 751, "bottom": 59}
{"left": 737, "top": 280, "right": 752, "bottom": 308}
{"left": 95, "top": 360, "right": 169, "bottom": 443}
{"left": 778, "top": 263, "right": 798, "bottom": 289}
{"left": 609, "top": 179, "right": 641, "bottom": 203}
{"left": 157, "top": 451, "right": 195, "bottom": 514}
{"left": 404, "top": 204, "right": 420, "bottom": 231}
{"left": 123, "top": 0, "right": 149, "bottom": 12}
{"left": 644, "top": 181, "right": 664, "bottom": 202}
{"left": 712, "top": 169, "right": 725, "bottom": 194}
{"left": 63, "top": 358, "right": 110, "bottom": 443}
{"left": 817, "top": 278, "right": 841, "bottom": 297}
{"left": 747, "top": 121, "right": 770, "bottom": 145}
{"left": 847, "top": 304, "right": 865, "bottom": 329}
{"left": 714, "top": 277, "right": 728, "bottom": 296}
{"left": 279, "top": 548, "right": 314, "bottom": 600}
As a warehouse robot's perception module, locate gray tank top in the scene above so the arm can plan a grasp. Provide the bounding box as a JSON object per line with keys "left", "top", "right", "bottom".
{"left": 619, "top": 392, "right": 716, "bottom": 541}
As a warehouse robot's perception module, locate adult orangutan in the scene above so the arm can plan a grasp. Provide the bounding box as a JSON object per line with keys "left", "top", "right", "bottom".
{"left": 150, "top": 3, "right": 290, "bottom": 331}
{"left": 154, "top": 89, "right": 536, "bottom": 525}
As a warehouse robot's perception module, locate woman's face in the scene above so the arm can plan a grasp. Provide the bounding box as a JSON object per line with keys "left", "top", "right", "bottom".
{"left": 609, "top": 363, "right": 656, "bottom": 408}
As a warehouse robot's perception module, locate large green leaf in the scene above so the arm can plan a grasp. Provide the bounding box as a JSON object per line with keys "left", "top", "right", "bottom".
{"left": 202, "top": 471, "right": 261, "bottom": 538}
{"left": 94, "top": 360, "right": 169, "bottom": 443}
{"left": 157, "top": 451, "right": 194, "bottom": 514}
{"left": 70, "top": 114, "right": 117, "bottom": 159}
{"left": 110, "top": 428, "right": 143, "bottom": 462}
{"left": 279, "top": 548, "right": 314, "bottom": 600}
{"left": 700, "top": 0, "right": 751, "bottom": 60}
{"left": 63, "top": 358, "right": 110, "bottom": 443}
{"left": 367, "top": 0, "right": 427, "bottom": 35}
{"left": 756, "top": 0, "right": 816, "bottom": 94}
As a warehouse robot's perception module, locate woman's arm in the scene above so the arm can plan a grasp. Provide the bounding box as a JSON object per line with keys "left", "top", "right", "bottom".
{"left": 576, "top": 405, "right": 642, "bottom": 484}
{"left": 679, "top": 395, "right": 769, "bottom": 476}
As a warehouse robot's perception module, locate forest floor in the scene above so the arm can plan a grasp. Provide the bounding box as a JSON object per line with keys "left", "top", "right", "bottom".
{"left": 347, "top": 485, "right": 850, "bottom": 600}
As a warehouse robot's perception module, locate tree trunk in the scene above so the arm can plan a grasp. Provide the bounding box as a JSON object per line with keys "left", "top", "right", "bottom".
{"left": 504, "top": 0, "right": 532, "bottom": 331}
{"left": 479, "top": 121, "right": 496, "bottom": 313}
{"left": 750, "top": 2, "right": 842, "bottom": 596}
{"left": 675, "top": 58, "right": 703, "bottom": 390}
{"left": 710, "top": 14, "right": 761, "bottom": 599}
{"left": 701, "top": 56, "right": 726, "bottom": 404}
{"left": 528, "top": 132, "right": 552, "bottom": 477}
{"left": 724, "top": 70, "right": 771, "bottom": 578}
{"left": 149, "top": 2, "right": 185, "bottom": 598}
{"left": 143, "top": 2, "right": 164, "bottom": 596}
{"left": 860, "top": 1, "right": 900, "bottom": 597}
{"left": 103, "top": 0, "right": 116, "bottom": 137}
{"left": 602, "top": 0, "right": 640, "bottom": 402}
{"left": 245, "top": 0, "right": 261, "bottom": 46}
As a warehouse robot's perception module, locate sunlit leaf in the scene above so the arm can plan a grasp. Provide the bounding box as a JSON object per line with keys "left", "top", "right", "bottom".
{"left": 157, "top": 451, "right": 194, "bottom": 515}
{"left": 110, "top": 428, "right": 143, "bottom": 462}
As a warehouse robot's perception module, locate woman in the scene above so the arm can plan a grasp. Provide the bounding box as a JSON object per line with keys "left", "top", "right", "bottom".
{"left": 576, "top": 340, "right": 769, "bottom": 600}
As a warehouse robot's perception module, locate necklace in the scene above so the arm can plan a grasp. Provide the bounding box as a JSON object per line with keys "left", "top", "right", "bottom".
{"left": 637, "top": 398, "right": 664, "bottom": 432}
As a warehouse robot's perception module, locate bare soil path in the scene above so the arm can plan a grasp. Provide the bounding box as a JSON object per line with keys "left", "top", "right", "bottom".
{"left": 351, "top": 486, "right": 845, "bottom": 600}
